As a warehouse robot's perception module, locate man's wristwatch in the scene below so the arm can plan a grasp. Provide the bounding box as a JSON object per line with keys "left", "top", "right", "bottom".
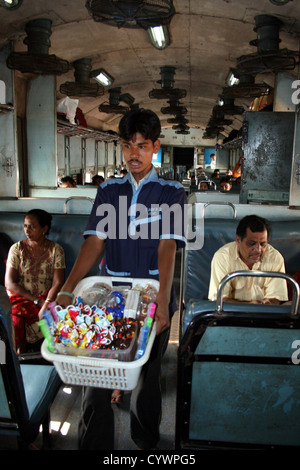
{"left": 33, "top": 298, "right": 39, "bottom": 305}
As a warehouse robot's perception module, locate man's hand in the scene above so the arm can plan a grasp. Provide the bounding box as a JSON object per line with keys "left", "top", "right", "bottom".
{"left": 155, "top": 239, "right": 177, "bottom": 335}
{"left": 261, "top": 298, "right": 281, "bottom": 305}
{"left": 55, "top": 293, "right": 74, "bottom": 309}
{"left": 154, "top": 297, "right": 170, "bottom": 335}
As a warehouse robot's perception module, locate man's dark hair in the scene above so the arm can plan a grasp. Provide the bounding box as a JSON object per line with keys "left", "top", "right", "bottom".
{"left": 26, "top": 209, "right": 52, "bottom": 235}
{"left": 61, "top": 176, "right": 76, "bottom": 186}
{"left": 118, "top": 109, "right": 161, "bottom": 143}
{"left": 236, "top": 215, "right": 271, "bottom": 241}
{"left": 220, "top": 176, "right": 232, "bottom": 184}
{"left": 92, "top": 175, "right": 104, "bottom": 184}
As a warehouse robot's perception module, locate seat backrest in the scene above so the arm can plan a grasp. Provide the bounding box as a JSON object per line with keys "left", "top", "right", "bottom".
{"left": 183, "top": 218, "right": 237, "bottom": 304}
{"left": 176, "top": 304, "right": 300, "bottom": 449}
{"left": 0, "top": 232, "right": 13, "bottom": 285}
{"left": 183, "top": 217, "right": 300, "bottom": 306}
{"left": 0, "top": 287, "right": 29, "bottom": 432}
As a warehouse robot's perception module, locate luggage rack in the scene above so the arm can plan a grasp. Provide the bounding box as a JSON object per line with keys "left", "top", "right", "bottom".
{"left": 57, "top": 118, "right": 119, "bottom": 142}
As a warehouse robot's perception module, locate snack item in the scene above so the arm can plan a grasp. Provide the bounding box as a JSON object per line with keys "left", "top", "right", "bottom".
{"left": 51, "top": 295, "right": 135, "bottom": 350}
{"left": 134, "top": 283, "right": 158, "bottom": 320}
{"left": 124, "top": 290, "right": 140, "bottom": 319}
{"left": 75, "top": 282, "right": 112, "bottom": 306}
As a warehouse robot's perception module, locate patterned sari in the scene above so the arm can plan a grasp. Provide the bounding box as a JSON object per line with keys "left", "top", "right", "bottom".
{"left": 10, "top": 292, "right": 49, "bottom": 345}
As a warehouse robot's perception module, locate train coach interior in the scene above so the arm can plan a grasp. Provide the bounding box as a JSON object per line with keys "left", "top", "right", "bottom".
{"left": 1, "top": 0, "right": 300, "bottom": 451}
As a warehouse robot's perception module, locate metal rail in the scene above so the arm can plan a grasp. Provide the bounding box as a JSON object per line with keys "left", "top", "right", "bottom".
{"left": 216, "top": 270, "right": 299, "bottom": 316}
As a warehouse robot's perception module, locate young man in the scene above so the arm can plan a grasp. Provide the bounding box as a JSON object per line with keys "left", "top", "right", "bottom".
{"left": 56, "top": 109, "right": 187, "bottom": 450}
{"left": 210, "top": 153, "right": 216, "bottom": 169}
{"left": 208, "top": 215, "right": 288, "bottom": 304}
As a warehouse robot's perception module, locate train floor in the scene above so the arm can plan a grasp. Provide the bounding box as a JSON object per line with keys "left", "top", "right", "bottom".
{"left": 0, "top": 250, "right": 182, "bottom": 451}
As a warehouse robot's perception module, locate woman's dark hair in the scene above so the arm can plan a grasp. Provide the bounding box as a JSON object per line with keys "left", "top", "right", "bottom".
{"left": 236, "top": 215, "right": 271, "bottom": 241}
{"left": 25, "top": 209, "right": 52, "bottom": 235}
{"left": 118, "top": 109, "right": 161, "bottom": 143}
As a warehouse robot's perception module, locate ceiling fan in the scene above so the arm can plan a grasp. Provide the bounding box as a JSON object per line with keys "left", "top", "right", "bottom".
{"left": 60, "top": 58, "right": 104, "bottom": 97}
{"left": 161, "top": 99, "right": 188, "bottom": 115}
{"left": 6, "top": 19, "right": 70, "bottom": 75}
{"left": 236, "top": 14, "right": 299, "bottom": 74}
{"left": 85, "top": 0, "right": 175, "bottom": 29}
{"left": 149, "top": 66, "right": 187, "bottom": 100}
{"left": 98, "top": 87, "right": 134, "bottom": 114}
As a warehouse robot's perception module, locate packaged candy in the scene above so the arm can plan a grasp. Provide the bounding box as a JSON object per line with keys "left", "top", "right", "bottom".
{"left": 75, "top": 282, "right": 112, "bottom": 306}
{"left": 41, "top": 283, "right": 157, "bottom": 359}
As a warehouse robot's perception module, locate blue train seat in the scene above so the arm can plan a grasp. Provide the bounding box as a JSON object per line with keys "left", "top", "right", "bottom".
{"left": 0, "top": 286, "right": 61, "bottom": 448}
{"left": 182, "top": 217, "right": 300, "bottom": 311}
{"left": 176, "top": 272, "right": 300, "bottom": 450}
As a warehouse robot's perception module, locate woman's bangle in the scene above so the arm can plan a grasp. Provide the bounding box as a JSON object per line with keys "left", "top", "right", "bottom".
{"left": 45, "top": 298, "right": 54, "bottom": 303}
{"left": 57, "top": 291, "right": 74, "bottom": 299}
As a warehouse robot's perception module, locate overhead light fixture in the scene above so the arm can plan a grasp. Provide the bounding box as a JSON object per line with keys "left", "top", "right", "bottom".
{"left": 0, "top": 0, "right": 23, "bottom": 8}
{"left": 217, "top": 96, "right": 225, "bottom": 107}
{"left": 269, "top": 0, "right": 292, "bottom": 5}
{"left": 225, "top": 68, "right": 240, "bottom": 87}
{"left": 147, "top": 25, "right": 169, "bottom": 50}
{"left": 90, "top": 69, "right": 114, "bottom": 87}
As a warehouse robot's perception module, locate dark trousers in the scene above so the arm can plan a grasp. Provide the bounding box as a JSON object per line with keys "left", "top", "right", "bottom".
{"left": 78, "top": 328, "right": 170, "bottom": 450}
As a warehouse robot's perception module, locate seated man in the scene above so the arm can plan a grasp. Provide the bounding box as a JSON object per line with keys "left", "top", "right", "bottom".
{"left": 208, "top": 215, "right": 288, "bottom": 304}
{"left": 60, "top": 176, "right": 77, "bottom": 188}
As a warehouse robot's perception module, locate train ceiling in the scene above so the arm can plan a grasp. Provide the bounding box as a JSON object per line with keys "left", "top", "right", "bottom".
{"left": 0, "top": 0, "right": 300, "bottom": 139}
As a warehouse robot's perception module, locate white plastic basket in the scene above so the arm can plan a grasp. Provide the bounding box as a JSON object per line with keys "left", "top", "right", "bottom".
{"left": 41, "top": 276, "right": 159, "bottom": 390}
{"left": 41, "top": 324, "right": 156, "bottom": 390}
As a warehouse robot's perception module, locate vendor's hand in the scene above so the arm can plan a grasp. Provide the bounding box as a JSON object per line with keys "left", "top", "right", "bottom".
{"left": 154, "top": 299, "right": 170, "bottom": 335}
{"left": 55, "top": 294, "right": 73, "bottom": 308}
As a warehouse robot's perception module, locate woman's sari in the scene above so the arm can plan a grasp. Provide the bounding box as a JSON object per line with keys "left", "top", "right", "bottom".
{"left": 10, "top": 292, "right": 49, "bottom": 347}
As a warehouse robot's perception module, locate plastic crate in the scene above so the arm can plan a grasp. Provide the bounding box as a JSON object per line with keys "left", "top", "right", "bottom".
{"left": 41, "top": 324, "right": 156, "bottom": 390}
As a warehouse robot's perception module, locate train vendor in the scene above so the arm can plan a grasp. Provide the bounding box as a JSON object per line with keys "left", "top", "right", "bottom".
{"left": 55, "top": 108, "right": 187, "bottom": 450}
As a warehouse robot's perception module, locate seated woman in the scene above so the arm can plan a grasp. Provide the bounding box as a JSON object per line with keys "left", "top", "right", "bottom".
{"left": 5, "top": 209, "right": 65, "bottom": 352}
